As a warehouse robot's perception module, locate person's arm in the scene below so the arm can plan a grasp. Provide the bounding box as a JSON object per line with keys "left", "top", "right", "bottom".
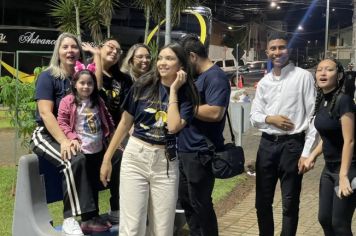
{"left": 250, "top": 82, "right": 269, "bottom": 129}
{"left": 338, "top": 112, "right": 355, "bottom": 198}
{"left": 100, "top": 111, "right": 134, "bottom": 186}
{"left": 298, "top": 139, "right": 322, "bottom": 174}
{"left": 300, "top": 73, "right": 318, "bottom": 158}
{"left": 57, "top": 97, "right": 79, "bottom": 142}
{"left": 167, "top": 70, "right": 188, "bottom": 133}
{"left": 195, "top": 104, "right": 226, "bottom": 122}
{"left": 38, "top": 100, "right": 77, "bottom": 160}
{"left": 195, "top": 72, "right": 229, "bottom": 122}
{"left": 82, "top": 42, "right": 103, "bottom": 89}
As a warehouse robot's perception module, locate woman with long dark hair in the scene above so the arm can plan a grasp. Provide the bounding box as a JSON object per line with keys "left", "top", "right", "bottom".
{"left": 100, "top": 42, "right": 199, "bottom": 236}
{"left": 300, "top": 58, "right": 356, "bottom": 235}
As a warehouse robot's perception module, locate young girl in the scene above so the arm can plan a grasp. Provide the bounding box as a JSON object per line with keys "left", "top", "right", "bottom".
{"left": 99, "top": 43, "right": 199, "bottom": 236}
{"left": 301, "top": 58, "right": 356, "bottom": 235}
{"left": 57, "top": 61, "right": 116, "bottom": 234}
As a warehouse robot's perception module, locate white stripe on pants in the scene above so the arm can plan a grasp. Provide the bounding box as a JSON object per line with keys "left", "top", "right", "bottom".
{"left": 119, "top": 137, "right": 179, "bottom": 236}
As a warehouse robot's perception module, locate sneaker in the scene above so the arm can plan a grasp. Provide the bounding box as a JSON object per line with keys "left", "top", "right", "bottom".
{"left": 246, "top": 162, "right": 256, "bottom": 177}
{"left": 62, "top": 217, "right": 84, "bottom": 236}
{"left": 107, "top": 210, "right": 120, "bottom": 224}
{"left": 80, "top": 217, "right": 110, "bottom": 234}
{"left": 96, "top": 215, "right": 112, "bottom": 228}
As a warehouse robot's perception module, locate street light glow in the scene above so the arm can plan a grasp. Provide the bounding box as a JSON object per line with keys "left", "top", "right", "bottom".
{"left": 298, "top": 25, "right": 304, "bottom": 31}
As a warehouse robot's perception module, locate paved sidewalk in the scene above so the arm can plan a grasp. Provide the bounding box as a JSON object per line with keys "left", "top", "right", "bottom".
{"left": 219, "top": 127, "right": 356, "bottom": 235}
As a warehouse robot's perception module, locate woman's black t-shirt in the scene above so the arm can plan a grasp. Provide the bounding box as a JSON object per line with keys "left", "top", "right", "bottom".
{"left": 122, "top": 82, "right": 193, "bottom": 145}
{"left": 314, "top": 90, "right": 356, "bottom": 162}
{"left": 99, "top": 71, "right": 133, "bottom": 126}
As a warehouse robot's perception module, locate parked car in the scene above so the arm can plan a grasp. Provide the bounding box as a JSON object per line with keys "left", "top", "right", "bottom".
{"left": 237, "top": 61, "right": 268, "bottom": 86}
{"left": 212, "top": 58, "right": 238, "bottom": 82}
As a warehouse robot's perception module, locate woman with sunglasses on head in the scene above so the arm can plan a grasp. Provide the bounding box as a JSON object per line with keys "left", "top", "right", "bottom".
{"left": 100, "top": 43, "right": 199, "bottom": 236}
{"left": 82, "top": 38, "right": 133, "bottom": 224}
{"left": 300, "top": 58, "right": 356, "bottom": 236}
{"left": 30, "top": 32, "right": 109, "bottom": 236}
{"left": 121, "top": 43, "right": 152, "bottom": 81}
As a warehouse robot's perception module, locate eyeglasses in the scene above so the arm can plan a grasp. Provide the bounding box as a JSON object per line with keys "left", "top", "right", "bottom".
{"left": 134, "top": 55, "right": 151, "bottom": 61}
{"left": 105, "top": 43, "right": 123, "bottom": 54}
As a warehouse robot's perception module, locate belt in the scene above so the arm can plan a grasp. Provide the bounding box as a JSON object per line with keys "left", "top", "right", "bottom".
{"left": 262, "top": 132, "right": 305, "bottom": 142}
{"left": 130, "top": 136, "right": 166, "bottom": 149}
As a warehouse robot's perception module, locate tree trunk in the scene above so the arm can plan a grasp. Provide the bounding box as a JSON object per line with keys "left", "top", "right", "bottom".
{"left": 107, "top": 21, "right": 111, "bottom": 38}
{"left": 74, "top": 1, "right": 81, "bottom": 41}
{"left": 144, "top": 6, "right": 150, "bottom": 44}
{"left": 156, "top": 16, "right": 161, "bottom": 48}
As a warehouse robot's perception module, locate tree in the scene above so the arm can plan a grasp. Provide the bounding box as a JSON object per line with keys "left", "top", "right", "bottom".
{"left": 49, "top": 0, "right": 79, "bottom": 38}
{"left": 0, "top": 67, "right": 44, "bottom": 149}
{"left": 134, "top": 0, "right": 198, "bottom": 46}
{"left": 98, "top": 0, "right": 120, "bottom": 38}
{"left": 81, "top": 0, "right": 104, "bottom": 42}
{"left": 49, "top": 0, "right": 120, "bottom": 43}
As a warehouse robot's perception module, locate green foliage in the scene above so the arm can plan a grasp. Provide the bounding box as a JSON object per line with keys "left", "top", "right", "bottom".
{"left": 0, "top": 167, "right": 16, "bottom": 236}
{"left": 48, "top": 0, "right": 77, "bottom": 35}
{"left": 147, "top": 40, "right": 159, "bottom": 62}
{"left": 0, "top": 68, "right": 41, "bottom": 148}
{"left": 49, "top": 0, "right": 120, "bottom": 42}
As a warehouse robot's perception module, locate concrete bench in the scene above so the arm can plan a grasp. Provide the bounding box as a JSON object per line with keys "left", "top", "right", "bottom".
{"left": 12, "top": 154, "right": 118, "bottom": 236}
{"left": 12, "top": 154, "right": 185, "bottom": 235}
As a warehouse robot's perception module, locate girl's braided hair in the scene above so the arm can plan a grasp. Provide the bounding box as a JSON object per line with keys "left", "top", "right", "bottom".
{"left": 312, "top": 58, "right": 345, "bottom": 118}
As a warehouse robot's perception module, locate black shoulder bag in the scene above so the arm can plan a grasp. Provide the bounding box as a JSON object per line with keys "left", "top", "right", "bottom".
{"left": 205, "top": 111, "right": 245, "bottom": 179}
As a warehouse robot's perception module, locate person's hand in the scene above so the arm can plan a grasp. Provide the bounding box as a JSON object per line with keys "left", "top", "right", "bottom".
{"left": 266, "top": 115, "right": 294, "bottom": 131}
{"left": 338, "top": 175, "right": 353, "bottom": 199}
{"left": 100, "top": 160, "right": 112, "bottom": 187}
{"left": 171, "top": 69, "right": 187, "bottom": 92}
{"left": 70, "top": 139, "right": 81, "bottom": 152}
{"left": 298, "top": 156, "right": 316, "bottom": 174}
{"left": 82, "top": 42, "right": 100, "bottom": 55}
{"left": 60, "top": 139, "right": 77, "bottom": 161}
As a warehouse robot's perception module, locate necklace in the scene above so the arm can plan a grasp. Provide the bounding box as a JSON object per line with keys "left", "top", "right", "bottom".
{"left": 324, "top": 100, "right": 328, "bottom": 107}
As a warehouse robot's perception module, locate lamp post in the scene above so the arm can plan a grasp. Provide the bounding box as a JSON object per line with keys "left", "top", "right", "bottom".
{"left": 324, "top": 0, "right": 329, "bottom": 57}
{"left": 165, "top": 0, "right": 172, "bottom": 45}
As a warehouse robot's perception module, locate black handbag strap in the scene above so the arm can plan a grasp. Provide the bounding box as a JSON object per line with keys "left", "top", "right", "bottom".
{"left": 203, "top": 110, "right": 235, "bottom": 152}
{"left": 226, "top": 110, "right": 235, "bottom": 144}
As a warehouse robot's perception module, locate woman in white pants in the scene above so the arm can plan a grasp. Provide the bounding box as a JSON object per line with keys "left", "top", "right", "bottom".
{"left": 100, "top": 42, "right": 199, "bottom": 236}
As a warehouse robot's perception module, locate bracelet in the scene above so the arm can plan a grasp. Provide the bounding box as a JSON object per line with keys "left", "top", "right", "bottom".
{"left": 168, "top": 101, "right": 178, "bottom": 106}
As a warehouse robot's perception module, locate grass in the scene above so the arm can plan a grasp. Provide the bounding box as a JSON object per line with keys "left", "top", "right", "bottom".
{"left": 0, "top": 109, "right": 12, "bottom": 129}
{"left": 0, "top": 166, "right": 244, "bottom": 236}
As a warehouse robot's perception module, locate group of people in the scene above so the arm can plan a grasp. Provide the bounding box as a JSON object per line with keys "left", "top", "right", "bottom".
{"left": 30, "top": 32, "right": 230, "bottom": 236}
{"left": 29, "top": 29, "right": 356, "bottom": 236}
{"left": 250, "top": 33, "right": 356, "bottom": 235}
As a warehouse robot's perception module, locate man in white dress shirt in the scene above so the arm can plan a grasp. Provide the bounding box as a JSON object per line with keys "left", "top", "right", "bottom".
{"left": 250, "top": 32, "right": 318, "bottom": 236}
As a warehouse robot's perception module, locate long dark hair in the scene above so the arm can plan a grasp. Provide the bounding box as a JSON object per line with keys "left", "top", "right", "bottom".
{"left": 132, "top": 42, "right": 199, "bottom": 113}
{"left": 71, "top": 70, "right": 100, "bottom": 108}
{"left": 99, "top": 37, "right": 122, "bottom": 78}
{"left": 313, "top": 58, "right": 346, "bottom": 117}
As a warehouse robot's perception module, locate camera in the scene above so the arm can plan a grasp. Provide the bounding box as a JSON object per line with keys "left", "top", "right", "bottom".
{"left": 165, "top": 132, "right": 177, "bottom": 161}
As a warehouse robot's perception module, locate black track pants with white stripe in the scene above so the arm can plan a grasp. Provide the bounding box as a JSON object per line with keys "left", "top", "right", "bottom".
{"left": 30, "top": 126, "right": 97, "bottom": 218}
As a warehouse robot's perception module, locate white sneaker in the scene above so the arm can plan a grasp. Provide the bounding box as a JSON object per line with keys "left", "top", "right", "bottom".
{"left": 62, "top": 217, "right": 84, "bottom": 236}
